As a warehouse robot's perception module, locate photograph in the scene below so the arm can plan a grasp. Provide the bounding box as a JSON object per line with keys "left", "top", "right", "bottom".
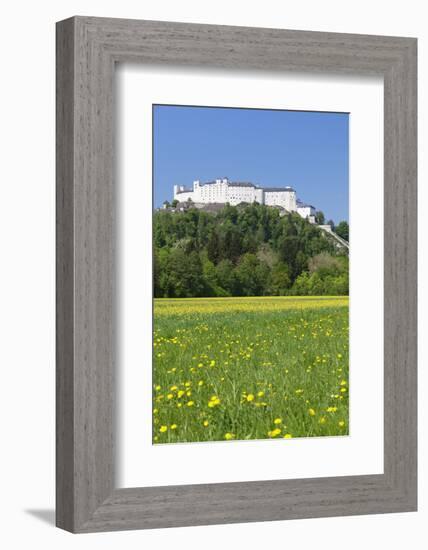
{"left": 152, "top": 104, "right": 350, "bottom": 444}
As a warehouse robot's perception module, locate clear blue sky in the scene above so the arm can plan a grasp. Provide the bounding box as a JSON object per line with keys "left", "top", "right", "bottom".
{"left": 153, "top": 105, "right": 349, "bottom": 223}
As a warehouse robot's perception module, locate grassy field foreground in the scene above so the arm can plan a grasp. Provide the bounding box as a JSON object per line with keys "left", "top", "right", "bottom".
{"left": 153, "top": 296, "right": 349, "bottom": 444}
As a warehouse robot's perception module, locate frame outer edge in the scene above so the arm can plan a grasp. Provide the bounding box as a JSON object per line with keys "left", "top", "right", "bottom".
{"left": 56, "top": 16, "right": 76, "bottom": 532}
{"left": 383, "top": 39, "right": 417, "bottom": 511}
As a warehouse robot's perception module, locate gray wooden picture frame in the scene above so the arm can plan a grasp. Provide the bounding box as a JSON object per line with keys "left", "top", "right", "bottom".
{"left": 56, "top": 16, "right": 417, "bottom": 533}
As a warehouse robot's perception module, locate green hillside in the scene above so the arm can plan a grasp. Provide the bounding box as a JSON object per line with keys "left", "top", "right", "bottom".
{"left": 153, "top": 203, "right": 349, "bottom": 298}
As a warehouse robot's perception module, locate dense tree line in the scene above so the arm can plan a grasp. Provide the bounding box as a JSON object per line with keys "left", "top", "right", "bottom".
{"left": 153, "top": 203, "right": 349, "bottom": 298}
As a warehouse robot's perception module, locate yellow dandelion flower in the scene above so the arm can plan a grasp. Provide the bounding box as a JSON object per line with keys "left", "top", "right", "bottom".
{"left": 340, "top": 387, "right": 347, "bottom": 393}
{"left": 159, "top": 425, "right": 167, "bottom": 433}
{"left": 340, "top": 380, "right": 347, "bottom": 386}
{"left": 268, "top": 428, "right": 281, "bottom": 438}
{"left": 273, "top": 418, "right": 282, "bottom": 425}
{"left": 224, "top": 433, "right": 235, "bottom": 440}
{"left": 210, "top": 360, "right": 216, "bottom": 367}
{"left": 187, "top": 401, "right": 194, "bottom": 407}
{"left": 338, "top": 421, "right": 346, "bottom": 427}
{"left": 295, "top": 389, "right": 304, "bottom": 395}
{"left": 153, "top": 408, "right": 158, "bottom": 415}
{"left": 177, "top": 390, "right": 185, "bottom": 398}
{"left": 198, "top": 380, "right": 204, "bottom": 386}
{"left": 155, "top": 385, "right": 161, "bottom": 391}
{"left": 203, "top": 420, "right": 209, "bottom": 427}
{"left": 257, "top": 391, "right": 265, "bottom": 397}
{"left": 308, "top": 408, "right": 316, "bottom": 416}
{"left": 246, "top": 394, "right": 255, "bottom": 402}
{"left": 326, "top": 406, "right": 337, "bottom": 413}
{"left": 170, "top": 424, "right": 177, "bottom": 430}
{"left": 170, "top": 385, "right": 178, "bottom": 391}
{"left": 283, "top": 434, "right": 292, "bottom": 439}
{"left": 319, "top": 416, "right": 326, "bottom": 424}
{"left": 208, "top": 395, "right": 220, "bottom": 407}
{"left": 167, "top": 393, "right": 173, "bottom": 400}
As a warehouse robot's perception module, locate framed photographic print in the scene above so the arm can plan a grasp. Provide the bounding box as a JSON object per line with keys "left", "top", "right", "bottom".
{"left": 56, "top": 16, "right": 417, "bottom": 532}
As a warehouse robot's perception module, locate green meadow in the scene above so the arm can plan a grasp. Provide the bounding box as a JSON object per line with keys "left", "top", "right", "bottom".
{"left": 153, "top": 296, "right": 349, "bottom": 444}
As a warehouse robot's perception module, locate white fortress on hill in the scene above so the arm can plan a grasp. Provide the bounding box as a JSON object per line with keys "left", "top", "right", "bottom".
{"left": 172, "top": 177, "right": 316, "bottom": 221}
